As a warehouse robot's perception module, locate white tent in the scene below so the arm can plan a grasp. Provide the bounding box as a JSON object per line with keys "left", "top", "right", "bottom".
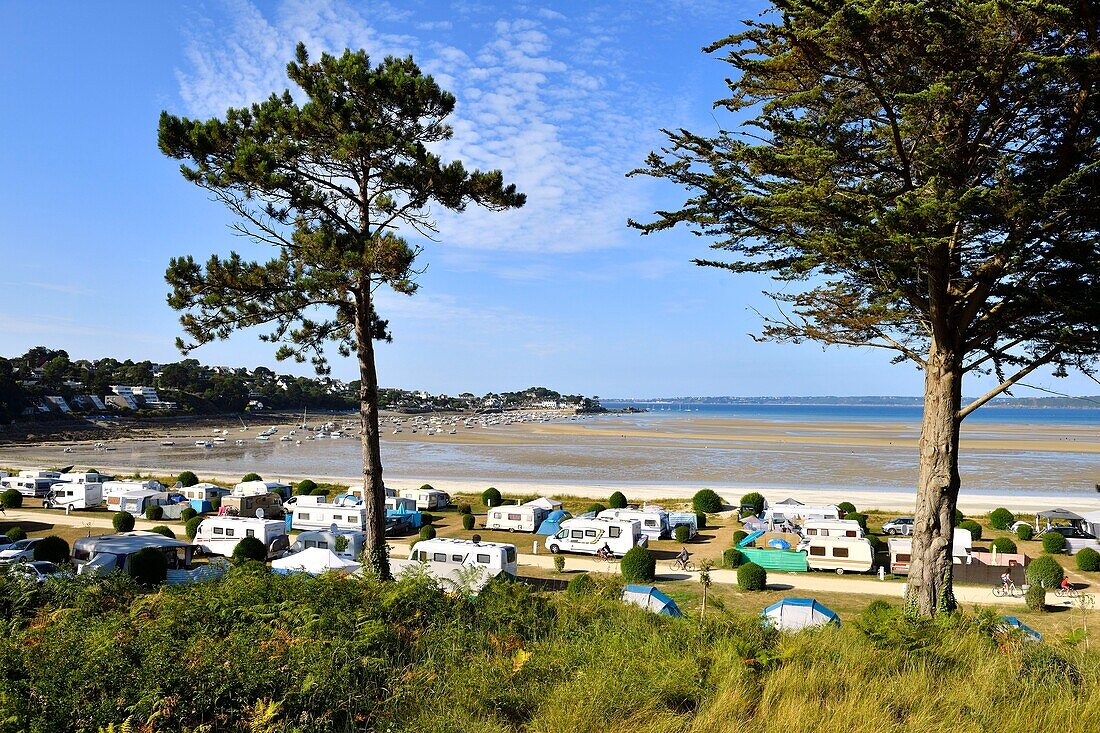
{"left": 761, "top": 598, "right": 840, "bottom": 631}
{"left": 271, "top": 547, "right": 361, "bottom": 575}
{"left": 1081, "top": 510, "right": 1100, "bottom": 538}
{"left": 524, "top": 496, "right": 563, "bottom": 512}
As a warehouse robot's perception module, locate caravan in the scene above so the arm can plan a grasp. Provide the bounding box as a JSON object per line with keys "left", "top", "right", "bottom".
{"left": 400, "top": 487, "right": 451, "bottom": 510}
{"left": 73, "top": 532, "right": 194, "bottom": 575}
{"left": 233, "top": 480, "right": 292, "bottom": 500}
{"left": 42, "top": 482, "right": 104, "bottom": 510}
{"left": 180, "top": 483, "right": 230, "bottom": 513}
{"left": 116, "top": 490, "right": 178, "bottom": 517}
{"left": 545, "top": 517, "right": 647, "bottom": 557}
{"left": 291, "top": 530, "right": 366, "bottom": 560}
{"left": 0, "top": 475, "right": 60, "bottom": 498}
{"left": 59, "top": 471, "right": 110, "bottom": 485}
{"left": 102, "top": 480, "right": 166, "bottom": 511}
{"left": 485, "top": 504, "right": 548, "bottom": 533}
{"left": 596, "top": 508, "right": 669, "bottom": 541}
{"left": 801, "top": 519, "right": 865, "bottom": 539}
{"left": 221, "top": 492, "right": 285, "bottom": 518}
{"left": 798, "top": 536, "right": 875, "bottom": 574}
{"left": 291, "top": 499, "right": 366, "bottom": 532}
{"left": 408, "top": 537, "right": 518, "bottom": 577}
{"left": 193, "top": 516, "right": 290, "bottom": 558}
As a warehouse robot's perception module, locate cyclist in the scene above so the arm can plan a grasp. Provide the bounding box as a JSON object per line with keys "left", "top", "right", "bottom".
{"left": 1060, "top": 576, "right": 1073, "bottom": 594}
{"left": 596, "top": 544, "right": 613, "bottom": 561}
{"left": 677, "top": 546, "right": 691, "bottom": 567}
{"left": 1000, "top": 571, "right": 1012, "bottom": 594}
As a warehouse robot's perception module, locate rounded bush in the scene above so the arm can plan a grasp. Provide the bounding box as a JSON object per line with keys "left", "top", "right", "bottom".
{"left": 740, "top": 492, "right": 765, "bottom": 516}
{"left": 696, "top": 512, "right": 707, "bottom": 530}
{"left": 991, "top": 537, "right": 1017, "bottom": 554}
{"left": 241, "top": 472, "right": 262, "bottom": 482}
{"left": 1042, "top": 532, "right": 1067, "bottom": 554}
{"left": 619, "top": 546, "right": 655, "bottom": 582}
{"left": 989, "top": 508, "right": 1014, "bottom": 530}
{"left": 481, "top": 487, "right": 502, "bottom": 507}
{"left": 1026, "top": 555, "right": 1065, "bottom": 588}
{"left": 957, "top": 519, "right": 982, "bottom": 541}
{"left": 1016, "top": 524, "right": 1034, "bottom": 541}
{"left": 845, "top": 512, "right": 869, "bottom": 531}
{"left": 553, "top": 555, "right": 566, "bottom": 573}
{"left": 1025, "top": 583, "right": 1046, "bottom": 612}
{"left": 732, "top": 530, "right": 749, "bottom": 547}
{"left": 461, "top": 513, "right": 475, "bottom": 530}
{"left": 180, "top": 507, "right": 198, "bottom": 522}
{"left": 177, "top": 471, "right": 199, "bottom": 487}
{"left": 692, "top": 489, "right": 724, "bottom": 513}
{"left": 471, "top": 534, "right": 482, "bottom": 544}
{"left": 295, "top": 479, "right": 317, "bottom": 495}
{"left": 609, "top": 491, "right": 627, "bottom": 509}
{"left": 33, "top": 535, "right": 70, "bottom": 563}
{"left": 673, "top": 525, "right": 690, "bottom": 543}
{"left": 145, "top": 505, "right": 164, "bottom": 521}
{"left": 723, "top": 548, "right": 743, "bottom": 569}
{"left": 231, "top": 536, "right": 268, "bottom": 564}
{"left": 586, "top": 503, "right": 606, "bottom": 515}
{"left": 420, "top": 513, "right": 434, "bottom": 526}
{"left": 310, "top": 487, "right": 329, "bottom": 496}
{"left": 1075, "top": 546, "right": 1100, "bottom": 572}
{"left": 184, "top": 516, "right": 203, "bottom": 540}
{"left": 954, "top": 509, "right": 964, "bottom": 525}
{"left": 5, "top": 526, "right": 27, "bottom": 542}
{"left": 458, "top": 504, "right": 472, "bottom": 515}
{"left": 113, "top": 512, "right": 136, "bottom": 532}
{"left": 129, "top": 547, "right": 168, "bottom": 586}
{"left": 419, "top": 525, "right": 437, "bottom": 541}
{"left": 737, "top": 562, "right": 767, "bottom": 591}
{"left": 150, "top": 525, "right": 176, "bottom": 539}
{"left": 567, "top": 572, "right": 594, "bottom": 596}
{"left": 837, "top": 501, "right": 856, "bottom": 515}
{"left": 1, "top": 489, "right": 23, "bottom": 509}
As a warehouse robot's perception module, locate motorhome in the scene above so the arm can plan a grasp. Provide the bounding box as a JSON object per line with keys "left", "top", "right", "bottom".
{"left": 180, "top": 483, "right": 230, "bottom": 513}
{"left": 290, "top": 530, "right": 366, "bottom": 560}
{"left": 798, "top": 536, "right": 876, "bottom": 574}
{"left": 72, "top": 531, "right": 194, "bottom": 575}
{"left": 888, "top": 531, "right": 974, "bottom": 575}
{"left": 59, "top": 471, "right": 110, "bottom": 485}
{"left": 102, "top": 480, "right": 166, "bottom": 511}
{"left": 221, "top": 492, "right": 285, "bottom": 518}
{"left": 42, "top": 482, "right": 104, "bottom": 510}
{"left": 485, "top": 504, "right": 548, "bottom": 533}
{"left": 597, "top": 508, "right": 669, "bottom": 541}
{"left": 233, "top": 480, "right": 292, "bottom": 500}
{"left": 291, "top": 501, "right": 366, "bottom": 532}
{"left": 400, "top": 488, "right": 451, "bottom": 511}
{"left": 0, "top": 475, "right": 59, "bottom": 498}
{"left": 409, "top": 537, "right": 518, "bottom": 577}
{"left": 116, "top": 490, "right": 178, "bottom": 517}
{"left": 193, "top": 516, "right": 290, "bottom": 558}
{"left": 801, "top": 519, "right": 865, "bottom": 539}
{"left": 545, "top": 517, "right": 647, "bottom": 557}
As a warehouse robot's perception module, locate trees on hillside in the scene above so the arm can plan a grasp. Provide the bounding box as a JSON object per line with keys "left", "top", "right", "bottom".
{"left": 632, "top": 0, "right": 1099, "bottom": 615}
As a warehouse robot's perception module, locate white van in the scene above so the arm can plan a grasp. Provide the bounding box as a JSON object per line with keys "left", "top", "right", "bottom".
{"left": 194, "top": 516, "right": 290, "bottom": 558}
{"left": 801, "top": 519, "right": 865, "bottom": 539}
{"left": 291, "top": 501, "right": 366, "bottom": 532}
{"left": 1, "top": 475, "right": 59, "bottom": 498}
{"left": 400, "top": 488, "right": 451, "bottom": 510}
{"left": 798, "top": 536, "right": 875, "bottom": 574}
{"left": 409, "top": 537, "right": 518, "bottom": 577}
{"left": 545, "top": 518, "right": 647, "bottom": 557}
{"left": 596, "top": 508, "right": 669, "bottom": 541}
{"left": 485, "top": 504, "right": 548, "bottom": 533}
{"left": 43, "top": 482, "right": 104, "bottom": 510}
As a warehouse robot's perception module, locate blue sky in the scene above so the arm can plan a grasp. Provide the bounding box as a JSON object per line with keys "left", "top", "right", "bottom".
{"left": 0, "top": 0, "right": 1094, "bottom": 399}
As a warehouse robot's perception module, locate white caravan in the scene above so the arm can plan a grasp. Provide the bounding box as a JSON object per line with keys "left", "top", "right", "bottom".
{"left": 193, "top": 516, "right": 290, "bottom": 558}
{"left": 1, "top": 475, "right": 59, "bottom": 498}
{"left": 117, "top": 490, "right": 177, "bottom": 516}
{"left": 545, "top": 518, "right": 647, "bottom": 557}
{"left": 801, "top": 519, "right": 865, "bottom": 539}
{"left": 291, "top": 500, "right": 366, "bottom": 532}
{"left": 42, "top": 482, "right": 104, "bottom": 510}
{"left": 485, "top": 504, "right": 548, "bottom": 533}
{"left": 59, "top": 471, "right": 109, "bottom": 485}
{"left": 386, "top": 495, "right": 417, "bottom": 513}
{"left": 409, "top": 537, "right": 518, "bottom": 577}
{"left": 798, "top": 536, "right": 876, "bottom": 574}
{"left": 73, "top": 532, "right": 194, "bottom": 575}
{"left": 102, "top": 480, "right": 166, "bottom": 511}
{"left": 762, "top": 505, "right": 841, "bottom": 526}
{"left": 18, "top": 469, "right": 61, "bottom": 479}
{"left": 400, "top": 488, "right": 451, "bottom": 510}
{"left": 597, "top": 508, "right": 669, "bottom": 541}
{"left": 233, "top": 480, "right": 292, "bottom": 500}
{"left": 888, "top": 530, "right": 974, "bottom": 575}
{"left": 347, "top": 485, "right": 397, "bottom": 502}
{"left": 291, "top": 530, "right": 366, "bottom": 560}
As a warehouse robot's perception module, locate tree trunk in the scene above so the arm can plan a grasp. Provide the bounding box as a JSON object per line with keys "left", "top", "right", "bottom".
{"left": 354, "top": 283, "right": 390, "bottom": 579}
{"left": 905, "top": 339, "right": 963, "bottom": 616}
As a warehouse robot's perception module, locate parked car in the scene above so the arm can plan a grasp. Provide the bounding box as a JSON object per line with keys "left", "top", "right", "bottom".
{"left": 385, "top": 515, "right": 413, "bottom": 536}
{"left": 0, "top": 539, "right": 42, "bottom": 565}
{"left": 882, "top": 517, "right": 914, "bottom": 536}
{"left": 7, "top": 560, "right": 67, "bottom": 583}
{"left": 1041, "top": 525, "right": 1096, "bottom": 540}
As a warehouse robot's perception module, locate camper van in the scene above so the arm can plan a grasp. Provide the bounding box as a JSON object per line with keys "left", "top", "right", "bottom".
{"left": 0, "top": 475, "right": 59, "bottom": 498}
{"left": 545, "top": 518, "right": 647, "bottom": 557}
{"left": 798, "top": 536, "right": 876, "bottom": 574}
{"left": 73, "top": 531, "right": 194, "bottom": 575}
{"left": 597, "top": 508, "right": 669, "bottom": 541}
{"left": 485, "top": 504, "right": 548, "bottom": 533}
{"left": 801, "top": 519, "right": 865, "bottom": 539}
{"left": 888, "top": 531, "right": 974, "bottom": 575}
{"left": 193, "top": 516, "right": 290, "bottom": 558}
{"left": 291, "top": 501, "right": 366, "bottom": 532}
{"left": 291, "top": 530, "right": 366, "bottom": 560}
{"left": 233, "top": 480, "right": 292, "bottom": 500}
{"left": 42, "top": 482, "right": 104, "bottom": 510}
{"left": 409, "top": 537, "right": 518, "bottom": 577}
{"left": 221, "top": 492, "right": 285, "bottom": 518}
{"left": 102, "top": 480, "right": 167, "bottom": 511}
{"left": 180, "top": 483, "right": 230, "bottom": 513}
{"left": 400, "top": 488, "right": 451, "bottom": 511}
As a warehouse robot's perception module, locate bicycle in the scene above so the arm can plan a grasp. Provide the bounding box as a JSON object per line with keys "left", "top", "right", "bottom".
{"left": 594, "top": 550, "right": 617, "bottom": 564}
{"left": 993, "top": 582, "right": 1024, "bottom": 598}
{"left": 1055, "top": 585, "right": 1082, "bottom": 599}
{"left": 669, "top": 558, "right": 696, "bottom": 572}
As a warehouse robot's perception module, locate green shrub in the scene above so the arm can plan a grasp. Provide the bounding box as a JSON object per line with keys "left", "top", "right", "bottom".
{"left": 989, "top": 508, "right": 1014, "bottom": 530}
{"left": 210, "top": 496, "right": 221, "bottom": 512}
{"left": 957, "top": 519, "right": 982, "bottom": 541}
{"left": 722, "top": 548, "right": 743, "bottom": 569}
{"left": 144, "top": 505, "right": 164, "bottom": 521}
{"left": 1016, "top": 524, "right": 1034, "bottom": 541}
{"left": 1, "top": 489, "right": 22, "bottom": 509}
{"left": 609, "top": 491, "right": 627, "bottom": 509}
{"left": 1026, "top": 555, "right": 1065, "bottom": 588}
{"left": 184, "top": 516, "right": 203, "bottom": 539}
{"left": 129, "top": 547, "right": 168, "bottom": 585}
{"left": 845, "top": 512, "right": 869, "bottom": 532}
{"left": 420, "top": 513, "right": 434, "bottom": 526}
{"left": 241, "top": 472, "right": 262, "bottom": 482}
{"left": 32, "top": 535, "right": 70, "bottom": 563}
{"left": 696, "top": 512, "right": 707, "bottom": 530}
{"left": 866, "top": 534, "right": 885, "bottom": 554}
{"left": 732, "top": 530, "right": 749, "bottom": 546}
{"left": 420, "top": 483, "right": 434, "bottom": 491}
{"left": 1042, "top": 532, "right": 1067, "bottom": 554}
{"left": 737, "top": 562, "right": 767, "bottom": 591}
{"left": 310, "top": 487, "right": 329, "bottom": 496}
{"left": 673, "top": 524, "right": 691, "bottom": 543}
{"left": 619, "top": 546, "right": 656, "bottom": 582}
{"left": 481, "top": 487, "right": 502, "bottom": 507}
{"left": 231, "top": 536, "right": 268, "bottom": 564}
{"left": 419, "top": 525, "right": 437, "bottom": 541}
{"left": 461, "top": 513, "right": 475, "bottom": 530}
{"left": 837, "top": 501, "right": 856, "bottom": 515}
{"left": 150, "top": 525, "right": 176, "bottom": 539}
{"left": 295, "top": 479, "right": 317, "bottom": 495}
{"left": 1075, "top": 546, "right": 1100, "bottom": 572}
{"left": 567, "top": 572, "right": 594, "bottom": 595}
{"left": 954, "top": 509, "right": 964, "bottom": 525}
{"left": 991, "top": 537, "right": 1017, "bottom": 554}
{"left": 180, "top": 506, "right": 198, "bottom": 522}
{"left": 553, "top": 555, "right": 566, "bottom": 573}
{"left": 692, "top": 489, "right": 724, "bottom": 513}
{"left": 740, "top": 492, "right": 765, "bottom": 516}
{"left": 458, "top": 503, "right": 472, "bottom": 515}
{"left": 1025, "top": 583, "right": 1046, "bottom": 612}
{"left": 5, "top": 526, "right": 27, "bottom": 542}
{"left": 177, "top": 470, "right": 199, "bottom": 487}
{"left": 113, "top": 512, "right": 136, "bottom": 532}
{"left": 586, "top": 503, "right": 606, "bottom": 515}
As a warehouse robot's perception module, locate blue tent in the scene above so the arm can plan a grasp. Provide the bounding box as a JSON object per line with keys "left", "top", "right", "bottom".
{"left": 768, "top": 538, "right": 791, "bottom": 549}
{"left": 622, "top": 585, "right": 683, "bottom": 617}
{"left": 536, "top": 509, "right": 572, "bottom": 535}
{"left": 761, "top": 597, "right": 840, "bottom": 631}
{"left": 1000, "top": 616, "right": 1042, "bottom": 642}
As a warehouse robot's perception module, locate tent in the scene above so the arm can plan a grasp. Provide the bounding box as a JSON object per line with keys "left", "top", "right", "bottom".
{"left": 1081, "top": 510, "right": 1100, "bottom": 538}
{"left": 777, "top": 497, "right": 805, "bottom": 506}
{"left": 768, "top": 538, "right": 791, "bottom": 549}
{"left": 525, "top": 496, "right": 563, "bottom": 512}
{"left": 761, "top": 598, "right": 840, "bottom": 631}
{"left": 1035, "top": 508, "right": 1084, "bottom": 533}
{"left": 271, "top": 547, "right": 361, "bottom": 576}
{"left": 738, "top": 530, "right": 765, "bottom": 548}
{"left": 1000, "top": 616, "right": 1042, "bottom": 642}
{"left": 622, "top": 585, "right": 683, "bottom": 618}
{"left": 536, "top": 509, "right": 572, "bottom": 535}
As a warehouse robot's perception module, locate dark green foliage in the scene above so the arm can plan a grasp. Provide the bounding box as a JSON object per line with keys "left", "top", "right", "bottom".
{"left": 112, "top": 512, "right": 135, "bottom": 532}
{"left": 553, "top": 555, "right": 566, "bottom": 573}
{"left": 609, "top": 491, "right": 628, "bottom": 509}
{"left": 180, "top": 507, "right": 198, "bottom": 522}
{"left": 177, "top": 471, "right": 199, "bottom": 487}
{"left": 1042, "top": 532, "right": 1067, "bottom": 554}
{"left": 837, "top": 501, "right": 857, "bottom": 515}
{"left": 692, "top": 489, "right": 724, "bottom": 513}
{"left": 739, "top": 492, "right": 765, "bottom": 516}
{"left": 989, "top": 508, "right": 1014, "bottom": 531}
{"left": 737, "top": 562, "right": 767, "bottom": 591}
{"left": 129, "top": 548, "right": 168, "bottom": 586}
{"left": 1076, "top": 547, "right": 1100, "bottom": 572}
{"left": 461, "top": 513, "right": 475, "bottom": 531}
{"left": 722, "top": 548, "right": 743, "bottom": 569}
{"left": 296, "top": 479, "right": 317, "bottom": 494}
{"left": 32, "top": 535, "right": 69, "bottom": 563}
{"left": 4, "top": 526, "right": 27, "bottom": 542}
{"left": 619, "top": 547, "right": 656, "bottom": 583}
{"left": 957, "top": 520, "right": 983, "bottom": 541}
{"left": 150, "top": 526, "right": 176, "bottom": 539}
{"left": 310, "top": 487, "right": 329, "bottom": 496}
{"left": 991, "top": 538, "right": 1017, "bottom": 554}
{"left": 420, "top": 484, "right": 435, "bottom": 491}
{"left": 458, "top": 504, "right": 472, "bottom": 515}
{"left": 144, "top": 505, "right": 164, "bottom": 521}
{"left": 1017, "top": 524, "right": 1035, "bottom": 541}
{"left": 419, "top": 526, "right": 436, "bottom": 541}
{"left": 420, "top": 513, "right": 434, "bottom": 526}
{"left": 1026, "top": 555, "right": 1065, "bottom": 588}
{"left": 955, "top": 510, "right": 965, "bottom": 526}
{"left": 696, "top": 512, "right": 707, "bottom": 530}
{"left": 866, "top": 534, "right": 885, "bottom": 555}
{"left": 674, "top": 525, "right": 691, "bottom": 543}
{"left": 586, "top": 503, "right": 606, "bottom": 515}
{"left": 732, "top": 530, "right": 748, "bottom": 547}
{"left": 1, "top": 489, "right": 22, "bottom": 509}
{"left": 231, "top": 536, "right": 268, "bottom": 564}
{"left": 184, "top": 516, "right": 203, "bottom": 540}
{"left": 1025, "top": 583, "right": 1047, "bottom": 612}
{"left": 209, "top": 496, "right": 221, "bottom": 512}
{"left": 481, "top": 487, "right": 502, "bottom": 507}
{"left": 567, "top": 572, "right": 594, "bottom": 595}
{"left": 241, "top": 473, "right": 262, "bottom": 483}
{"left": 845, "top": 513, "right": 869, "bottom": 532}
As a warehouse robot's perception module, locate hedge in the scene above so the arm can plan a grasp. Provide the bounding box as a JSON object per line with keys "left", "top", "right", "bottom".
{"left": 989, "top": 508, "right": 1014, "bottom": 530}
{"left": 1016, "top": 524, "right": 1034, "bottom": 541}
{"left": 1026, "top": 555, "right": 1065, "bottom": 588}
{"left": 609, "top": 491, "right": 627, "bottom": 509}
{"left": 180, "top": 507, "right": 198, "bottom": 522}
{"left": 113, "top": 512, "right": 136, "bottom": 532}
{"left": 1041, "top": 532, "right": 1067, "bottom": 554}
{"left": 957, "top": 519, "right": 982, "bottom": 541}
{"left": 145, "top": 505, "right": 164, "bottom": 521}
{"left": 458, "top": 504, "right": 472, "bottom": 515}
{"left": 673, "top": 525, "right": 691, "bottom": 543}
{"left": 481, "top": 487, "right": 502, "bottom": 507}
{"left": 1025, "top": 583, "right": 1046, "bottom": 612}
{"left": 586, "top": 503, "right": 606, "bottom": 515}
{"left": 419, "top": 526, "right": 437, "bottom": 541}
{"left": 33, "top": 535, "right": 70, "bottom": 563}
{"left": 295, "top": 479, "right": 318, "bottom": 495}
{"left": 740, "top": 492, "right": 765, "bottom": 516}
{"left": 737, "top": 562, "right": 767, "bottom": 591}
{"left": 461, "top": 513, "right": 475, "bottom": 530}
{"left": 130, "top": 547, "right": 168, "bottom": 586}
{"left": 845, "top": 512, "right": 869, "bottom": 532}
{"left": 692, "top": 489, "right": 724, "bottom": 513}
{"left": 150, "top": 525, "right": 176, "bottom": 539}
{"left": 241, "top": 473, "right": 263, "bottom": 482}
{"left": 837, "top": 501, "right": 856, "bottom": 515}
{"left": 567, "top": 573, "right": 594, "bottom": 596}
{"left": 1, "top": 489, "right": 22, "bottom": 509}
{"left": 1076, "top": 546, "right": 1100, "bottom": 572}
{"left": 991, "top": 537, "right": 1017, "bottom": 554}
{"left": 732, "top": 530, "right": 749, "bottom": 547}
{"left": 185, "top": 516, "right": 203, "bottom": 540}
{"left": 723, "top": 548, "right": 743, "bottom": 569}
{"left": 177, "top": 471, "right": 199, "bottom": 487}
{"left": 619, "top": 547, "right": 656, "bottom": 582}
